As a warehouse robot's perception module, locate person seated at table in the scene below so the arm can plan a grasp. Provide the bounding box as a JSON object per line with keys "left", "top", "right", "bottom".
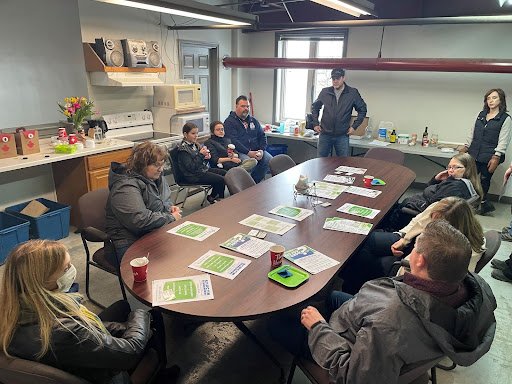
{"left": 204, "top": 120, "right": 257, "bottom": 172}
{"left": 272, "top": 221, "right": 496, "bottom": 384}
{"left": 106, "top": 141, "right": 181, "bottom": 264}
{"left": 383, "top": 153, "right": 483, "bottom": 230}
{"left": 0, "top": 240, "right": 179, "bottom": 384}
{"left": 341, "top": 197, "right": 486, "bottom": 294}
{"left": 224, "top": 95, "right": 272, "bottom": 183}
{"left": 176, "top": 122, "right": 226, "bottom": 204}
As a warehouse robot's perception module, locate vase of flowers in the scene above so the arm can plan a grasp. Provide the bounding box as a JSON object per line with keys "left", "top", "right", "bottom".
{"left": 58, "top": 96, "right": 95, "bottom": 133}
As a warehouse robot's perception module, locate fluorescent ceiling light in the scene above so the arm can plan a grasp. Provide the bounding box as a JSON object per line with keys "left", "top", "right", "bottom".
{"left": 311, "top": 0, "right": 373, "bottom": 17}
{"left": 94, "top": 0, "right": 254, "bottom": 26}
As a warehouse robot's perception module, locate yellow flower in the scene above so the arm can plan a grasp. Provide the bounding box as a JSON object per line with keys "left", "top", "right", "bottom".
{"left": 63, "top": 110, "right": 71, "bottom": 117}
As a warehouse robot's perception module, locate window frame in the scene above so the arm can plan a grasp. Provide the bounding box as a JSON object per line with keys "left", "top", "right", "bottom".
{"left": 273, "top": 29, "right": 349, "bottom": 124}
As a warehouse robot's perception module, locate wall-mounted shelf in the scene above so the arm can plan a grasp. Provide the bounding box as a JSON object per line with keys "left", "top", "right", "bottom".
{"left": 83, "top": 43, "right": 167, "bottom": 86}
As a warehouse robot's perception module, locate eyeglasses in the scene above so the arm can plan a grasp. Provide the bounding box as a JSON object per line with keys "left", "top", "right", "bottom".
{"left": 151, "top": 161, "right": 165, "bottom": 169}
{"left": 446, "top": 165, "right": 465, "bottom": 171}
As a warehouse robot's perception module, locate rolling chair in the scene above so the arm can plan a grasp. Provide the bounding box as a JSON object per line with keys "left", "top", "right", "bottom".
{"left": 224, "top": 167, "right": 256, "bottom": 195}
{"left": 364, "top": 147, "right": 405, "bottom": 165}
{"left": 168, "top": 146, "right": 212, "bottom": 207}
{"left": 78, "top": 188, "right": 127, "bottom": 309}
{"left": 269, "top": 154, "right": 296, "bottom": 176}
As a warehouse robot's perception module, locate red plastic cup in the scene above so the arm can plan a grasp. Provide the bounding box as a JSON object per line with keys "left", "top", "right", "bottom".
{"left": 130, "top": 257, "right": 149, "bottom": 283}
{"left": 270, "top": 245, "right": 285, "bottom": 268}
{"left": 363, "top": 175, "right": 374, "bottom": 187}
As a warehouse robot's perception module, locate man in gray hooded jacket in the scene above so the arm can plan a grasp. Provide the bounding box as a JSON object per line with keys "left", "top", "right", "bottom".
{"left": 299, "top": 220, "right": 496, "bottom": 384}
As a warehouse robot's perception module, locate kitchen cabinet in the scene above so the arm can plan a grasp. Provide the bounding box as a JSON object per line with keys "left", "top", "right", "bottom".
{"left": 52, "top": 148, "right": 132, "bottom": 227}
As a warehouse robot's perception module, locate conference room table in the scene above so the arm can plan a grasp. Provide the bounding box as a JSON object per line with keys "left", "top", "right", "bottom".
{"left": 120, "top": 157, "right": 416, "bottom": 319}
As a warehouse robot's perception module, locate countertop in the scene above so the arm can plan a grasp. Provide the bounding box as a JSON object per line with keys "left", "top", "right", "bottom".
{"left": 0, "top": 138, "right": 134, "bottom": 173}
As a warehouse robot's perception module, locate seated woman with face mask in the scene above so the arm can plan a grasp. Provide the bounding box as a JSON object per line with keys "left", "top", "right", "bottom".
{"left": 0, "top": 240, "right": 178, "bottom": 384}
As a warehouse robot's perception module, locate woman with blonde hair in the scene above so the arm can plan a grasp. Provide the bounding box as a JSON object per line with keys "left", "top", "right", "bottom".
{"left": 0, "top": 240, "right": 177, "bottom": 384}
{"left": 342, "top": 197, "right": 485, "bottom": 294}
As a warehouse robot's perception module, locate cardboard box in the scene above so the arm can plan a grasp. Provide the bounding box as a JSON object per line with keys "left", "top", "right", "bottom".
{"left": 0, "top": 133, "right": 17, "bottom": 159}
{"left": 15, "top": 128, "right": 40, "bottom": 155}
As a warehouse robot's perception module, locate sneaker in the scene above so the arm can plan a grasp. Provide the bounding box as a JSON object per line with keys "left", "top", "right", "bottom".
{"left": 206, "top": 195, "right": 217, "bottom": 204}
{"left": 477, "top": 201, "right": 496, "bottom": 216}
{"left": 502, "top": 226, "right": 511, "bottom": 234}
{"left": 491, "top": 269, "right": 512, "bottom": 284}
{"left": 501, "top": 232, "right": 512, "bottom": 242}
{"left": 491, "top": 259, "right": 510, "bottom": 271}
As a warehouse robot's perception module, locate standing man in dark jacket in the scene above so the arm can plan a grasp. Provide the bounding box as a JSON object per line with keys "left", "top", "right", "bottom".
{"left": 312, "top": 68, "right": 367, "bottom": 157}
{"left": 224, "top": 95, "right": 272, "bottom": 183}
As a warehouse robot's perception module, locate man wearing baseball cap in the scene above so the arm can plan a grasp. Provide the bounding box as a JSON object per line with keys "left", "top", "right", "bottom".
{"left": 312, "top": 68, "right": 367, "bottom": 157}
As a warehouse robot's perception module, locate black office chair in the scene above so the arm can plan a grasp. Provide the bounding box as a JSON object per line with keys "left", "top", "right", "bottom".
{"left": 168, "top": 146, "right": 212, "bottom": 207}
{"left": 224, "top": 167, "right": 256, "bottom": 195}
{"left": 364, "top": 147, "right": 405, "bottom": 165}
{"left": 78, "top": 188, "right": 127, "bottom": 309}
{"left": 269, "top": 154, "right": 296, "bottom": 176}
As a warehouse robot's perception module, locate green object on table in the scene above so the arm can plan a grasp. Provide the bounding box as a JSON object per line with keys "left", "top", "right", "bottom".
{"left": 268, "top": 265, "right": 309, "bottom": 288}
{"left": 54, "top": 143, "right": 77, "bottom": 154}
{"left": 371, "top": 178, "right": 386, "bottom": 186}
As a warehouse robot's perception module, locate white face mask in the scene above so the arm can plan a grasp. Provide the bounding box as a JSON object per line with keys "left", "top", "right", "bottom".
{"left": 56, "top": 264, "right": 77, "bottom": 292}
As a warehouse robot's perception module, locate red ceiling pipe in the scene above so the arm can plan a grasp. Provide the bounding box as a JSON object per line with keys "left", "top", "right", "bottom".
{"left": 222, "top": 57, "right": 512, "bottom": 74}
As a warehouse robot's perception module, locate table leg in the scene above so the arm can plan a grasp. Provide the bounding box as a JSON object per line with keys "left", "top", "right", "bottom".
{"left": 234, "top": 321, "right": 286, "bottom": 383}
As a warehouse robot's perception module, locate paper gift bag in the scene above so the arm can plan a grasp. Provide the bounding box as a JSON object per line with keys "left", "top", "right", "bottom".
{"left": 15, "top": 128, "right": 40, "bottom": 155}
{"left": 0, "top": 133, "right": 17, "bottom": 159}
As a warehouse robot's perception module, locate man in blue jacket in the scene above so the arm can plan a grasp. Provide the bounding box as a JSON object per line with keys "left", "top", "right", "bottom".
{"left": 224, "top": 95, "right": 272, "bottom": 183}
{"left": 312, "top": 68, "right": 367, "bottom": 157}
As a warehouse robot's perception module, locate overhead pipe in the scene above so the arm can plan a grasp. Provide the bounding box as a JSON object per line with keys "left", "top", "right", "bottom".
{"left": 222, "top": 57, "right": 512, "bottom": 74}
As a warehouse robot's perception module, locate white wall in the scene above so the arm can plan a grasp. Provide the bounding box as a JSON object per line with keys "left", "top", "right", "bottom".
{"left": 243, "top": 24, "right": 512, "bottom": 196}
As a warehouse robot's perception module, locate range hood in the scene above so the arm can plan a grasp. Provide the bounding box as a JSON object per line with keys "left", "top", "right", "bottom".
{"left": 88, "top": 71, "right": 165, "bottom": 87}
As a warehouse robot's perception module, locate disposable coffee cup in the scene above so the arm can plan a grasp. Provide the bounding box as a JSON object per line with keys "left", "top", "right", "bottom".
{"left": 130, "top": 257, "right": 149, "bottom": 283}
{"left": 270, "top": 245, "right": 285, "bottom": 268}
{"left": 363, "top": 175, "right": 374, "bottom": 187}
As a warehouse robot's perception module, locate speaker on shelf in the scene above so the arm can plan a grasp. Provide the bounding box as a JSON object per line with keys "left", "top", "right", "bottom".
{"left": 146, "top": 41, "right": 162, "bottom": 68}
{"left": 121, "top": 39, "right": 149, "bottom": 68}
{"left": 94, "top": 38, "right": 124, "bottom": 67}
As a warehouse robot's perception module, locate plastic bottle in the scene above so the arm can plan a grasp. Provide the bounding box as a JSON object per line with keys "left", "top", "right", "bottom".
{"left": 422, "top": 127, "right": 429, "bottom": 147}
{"left": 389, "top": 129, "right": 397, "bottom": 143}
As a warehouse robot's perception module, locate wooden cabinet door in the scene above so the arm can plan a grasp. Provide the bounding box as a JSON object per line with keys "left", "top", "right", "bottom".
{"left": 88, "top": 168, "right": 110, "bottom": 191}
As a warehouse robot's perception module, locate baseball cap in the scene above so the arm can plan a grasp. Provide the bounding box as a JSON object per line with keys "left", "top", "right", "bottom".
{"left": 331, "top": 68, "right": 345, "bottom": 79}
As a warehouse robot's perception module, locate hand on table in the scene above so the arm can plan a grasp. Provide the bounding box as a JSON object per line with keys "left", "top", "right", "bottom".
{"left": 488, "top": 155, "right": 500, "bottom": 173}
{"left": 391, "top": 238, "right": 405, "bottom": 257}
{"left": 170, "top": 205, "right": 182, "bottom": 220}
{"left": 435, "top": 169, "right": 449, "bottom": 181}
{"left": 313, "top": 125, "right": 322, "bottom": 134}
{"left": 301, "top": 306, "right": 326, "bottom": 331}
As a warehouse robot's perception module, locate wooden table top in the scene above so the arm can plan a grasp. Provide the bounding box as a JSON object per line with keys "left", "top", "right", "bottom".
{"left": 120, "top": 157, "right": 416, "bottom": 321}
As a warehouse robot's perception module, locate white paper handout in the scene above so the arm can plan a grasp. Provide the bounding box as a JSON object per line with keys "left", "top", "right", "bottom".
{"left": 284, "top": 245, "right": 339, "bottom": 275}
{"left": 334, "top": 165, "right": 367, "bottom": 175}
{"left": 323, "top": 174, "right": 356, "bottom": 184}
{"left": 220, "top": 233, "right": 274, "bottom": 258}
{"left": 239, "top": 214, "right": 296, "bottom": 235}
{"left": 152, "top": 274, "right": 214, "bottom": 306}
{"left": 189, "top": 250, "right": 251, "bottom": 280}
{"left": 323, "top": 217, "right": 373, "bottom": 235}
{"left": 337, "top": 203, "right": 381, "bottom": 219}
{"left": 309, "top": 181, "right": 348, "bottom": 200}
{"left": 167, "top": 221, "right": 219, "bottom": 241}
{"left": 345, "top": 186, "right": 382, "bottom": 198}
{"left": 368, "top": 140, "right": 391, "bottom": 147}
{"left": 269, "top": 205, "right": 314, "bottom": 222}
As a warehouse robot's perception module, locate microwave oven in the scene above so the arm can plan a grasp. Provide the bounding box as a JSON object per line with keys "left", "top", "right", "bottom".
{"left": 153, "top": 84, "right": 204, "bottom": 112}
{"left": 152, "top": 107, "right": 210, "bottom": 136}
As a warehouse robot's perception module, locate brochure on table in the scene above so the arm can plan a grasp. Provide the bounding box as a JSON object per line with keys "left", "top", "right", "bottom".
{"left": 337, "top": 203, "right": 380, "bottom": 219}
{"left": 239, "top": 214, "right": 296, "bottom": 235}
{"left": 220, "top": 233, "right": 274, "bottom": 258}
{"left": 309, "top": 181, "right": 348, "bottom": 200}
{"left": 323, "top": 217, "right": 373, "bottom": 235}
{"left": 269, "top": 205, "right": 314, "bottom": 221}
{"left": 284, "top": 245, "right": 339, "bottom": 275}
{"left": 167, "top": 221, "right": 219, "bottom": 241}
{"left": 345, "top": 186, "right": 382, "bottom": 198}
{"left": 152, "top": 274, "right": 214, "bottom": 306}
{"left": 334, "top": 165, "right": 367, "bottom": 175}
{"left": 323, "top": 174, "right": 355, "bottom": 184}
{"left": 189, "top": 250, "right": 251, "bottom": 280}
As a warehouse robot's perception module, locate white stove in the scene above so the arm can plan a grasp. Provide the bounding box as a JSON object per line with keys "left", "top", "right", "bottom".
{"left": 103, "top": 110, "right": 181, "bottom": 146}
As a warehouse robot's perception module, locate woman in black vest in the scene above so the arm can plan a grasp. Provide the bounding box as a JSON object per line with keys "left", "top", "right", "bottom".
{"left": 461, "top": 88, "right": 511, "bottom": 215}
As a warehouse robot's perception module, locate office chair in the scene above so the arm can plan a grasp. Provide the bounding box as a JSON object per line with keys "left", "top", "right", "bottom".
{"left": 168, "top": 146, "right": 212, "bottom": 207}
{"left": 269, "top": 154, "right": 296, "bottom": 176}
{"left": 364, "top": 147, "right": 405, "bottom": 165}
{"left": 224, "top": 167, "right": 256, "bottom": 195}
{"left": 78, "top": 188, "right": 127, "bottom": 309}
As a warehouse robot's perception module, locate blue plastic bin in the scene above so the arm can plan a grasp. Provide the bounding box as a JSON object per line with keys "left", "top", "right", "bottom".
{"left": 266, "top": 144, "right": 288, "bottom": 157}
{"left": 0, "top": 212, "right": 30, "bottom": 264}
{"left": 6, "top": 198, "right": 71, "bottom": 240}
